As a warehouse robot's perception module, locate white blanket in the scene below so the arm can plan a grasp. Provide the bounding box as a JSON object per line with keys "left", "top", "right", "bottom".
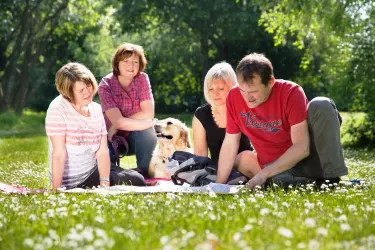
{"left": 63, "top": 182, "right": 244, "bottom": 195}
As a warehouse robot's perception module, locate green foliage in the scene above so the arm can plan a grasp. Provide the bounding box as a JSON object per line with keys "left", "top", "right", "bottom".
{"left": 346, "top": 115, "right": 375, "bottom": 147}
{"left": 0, "top": 0, "right": 112, "bottom": 112}
{"left": 258, "top": 0, "right": 375, "bottom": 145}
{"left": 114, "top": 0, "right": 305, "bottom": 112}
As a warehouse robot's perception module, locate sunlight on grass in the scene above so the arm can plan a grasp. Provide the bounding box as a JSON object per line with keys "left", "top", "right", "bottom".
{"left": 0, "top": 111, "right": 374, "bottom": 249}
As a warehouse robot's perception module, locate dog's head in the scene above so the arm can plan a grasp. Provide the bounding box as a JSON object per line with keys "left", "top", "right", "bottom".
{"left": 154, "top": 117, "right": 192, "bottom": 150}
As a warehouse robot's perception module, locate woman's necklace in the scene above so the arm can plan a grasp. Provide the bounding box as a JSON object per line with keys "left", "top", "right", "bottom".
{"left": 211, "top": 106, "right": 226, "bottom": 128}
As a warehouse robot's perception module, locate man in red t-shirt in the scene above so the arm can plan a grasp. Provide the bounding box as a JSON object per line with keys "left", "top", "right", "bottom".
{"left": 216, "top": 53, "right": 348, "bottom": 188}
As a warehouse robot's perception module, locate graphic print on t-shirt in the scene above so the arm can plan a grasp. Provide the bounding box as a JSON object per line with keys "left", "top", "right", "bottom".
{"left": 240, "top": 111, "right": 282, "bottom": 133}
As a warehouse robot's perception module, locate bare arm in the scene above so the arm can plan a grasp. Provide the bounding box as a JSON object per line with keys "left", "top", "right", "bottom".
{"left": 50, "top": 136, "right": 67, "bottom": 190}
{"left": 192, "top": 115, "right": 208, "bottom": 157}
{"left": 247, "top": 120, "right": 310, "bottom": 188}
{"left": 216, "top": 132, "right": 241, "bottom": 183}
{"left": 129, "top": 100, "right": 155, "bottom": 120}
{"left": 96, "top": 135, "right": 111, "bottom": 187}
{"left": 105, "top": 107, "right": 154, "bottom": 131}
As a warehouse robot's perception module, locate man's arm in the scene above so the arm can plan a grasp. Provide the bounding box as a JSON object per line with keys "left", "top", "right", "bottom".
{"left": 129, "top": 100, "right": 154, "bottom": 120}
{"left": 216, "top": 132, "right": 241, "bottom": 183}
{"left": 247, "top": 120, "right": 310, "bottom": 188}
{"left": 192, "top": 116, "right": 208, "bottom": 157}
{"left": 50, "top": 136, "right": 67, "bottom": 190}
{"left": 96, "top": 135, "right": 111, "bottom": 187}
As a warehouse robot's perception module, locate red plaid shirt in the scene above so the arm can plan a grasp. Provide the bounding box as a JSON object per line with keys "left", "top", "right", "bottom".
{"left": 98, "top": 72, "right": 153, "bottom": 130}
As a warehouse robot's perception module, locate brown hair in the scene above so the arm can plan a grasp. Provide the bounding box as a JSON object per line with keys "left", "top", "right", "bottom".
{"left": 112, "top": 42, "right": 147, "bottom": 76}
{"left": 236, "top": 53, "right": 273, "bottom": 86}
{"left": 55, "top": 62, "right": 98, "bottom": 103}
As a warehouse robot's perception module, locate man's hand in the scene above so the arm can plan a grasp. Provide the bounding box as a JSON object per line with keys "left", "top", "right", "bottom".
{"left": 108, "top": 125, "right": 118, "bottom": 142}
{"left": 247, "top": 171, "right": 267, "bottom": 189}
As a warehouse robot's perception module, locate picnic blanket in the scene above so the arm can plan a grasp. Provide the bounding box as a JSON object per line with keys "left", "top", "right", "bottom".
{"left": 0, "top": 181, "right": 243, "bottom": 195}
{"left": 0, "top": 180, "right": 365, "bottom": 195}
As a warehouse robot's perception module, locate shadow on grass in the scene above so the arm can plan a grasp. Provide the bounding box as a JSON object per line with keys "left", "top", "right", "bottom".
{"left": 0, "top": 111, "right": 194, "bottom": 139}
{"left": 0, "top": 110, "right": 46, "bottom": 139}
{"left": 0, "top": 126, "right": 46, "bottom": 139}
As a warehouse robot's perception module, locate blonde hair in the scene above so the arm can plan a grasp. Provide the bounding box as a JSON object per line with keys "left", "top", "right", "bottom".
{"left": 112, "top": 42, "right": 147, "bottom": 76}
{"left": 55, "top": 62, "right": 98, "bottom": 103}
{"left": 203, "top": 62, "right": 237, "bottom": 105}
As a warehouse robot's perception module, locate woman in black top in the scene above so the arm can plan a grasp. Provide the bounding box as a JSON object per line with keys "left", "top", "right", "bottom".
{"left": 193, "top": 62, "right": 259, "bottom": 178}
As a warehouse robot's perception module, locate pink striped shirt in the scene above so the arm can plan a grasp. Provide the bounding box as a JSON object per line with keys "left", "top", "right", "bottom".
{"left": 45, "top": 95, "right": 107, "bottom": 189}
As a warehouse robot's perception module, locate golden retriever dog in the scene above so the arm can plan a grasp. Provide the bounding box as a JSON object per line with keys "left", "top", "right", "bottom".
{"left": 148, "top": 117, "right": 192, "bottom": 178}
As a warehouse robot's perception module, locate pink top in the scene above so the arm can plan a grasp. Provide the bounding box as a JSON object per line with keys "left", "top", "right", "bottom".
{"left": 226, "top": 80, "right": 308, "bottom": 167}
{"left": 45, "top": 95, "right": 107, "bottom": 189}
{"left": 98, "top": 72, "right": 153, "bottom": 130}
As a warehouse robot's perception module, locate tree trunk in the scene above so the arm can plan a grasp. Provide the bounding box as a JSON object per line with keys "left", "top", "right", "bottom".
{"left": 13, "top": 47, "right": 33, "bottom": 114}
{"left": 0, "top": 1, "right": 30, "bottom": 112}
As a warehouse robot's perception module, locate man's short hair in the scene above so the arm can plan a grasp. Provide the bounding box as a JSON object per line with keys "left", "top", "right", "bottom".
{"left": 204, "top": 62, "right": 237, "bottom": 105}
{"left": 55, "top": 62, "right": 98, "bottom": 103}
{"left": 112, "top": 42, "right": 147, "bottom": 76}
{"left": 236, "top": 53, "right": 273, "bottom": 85}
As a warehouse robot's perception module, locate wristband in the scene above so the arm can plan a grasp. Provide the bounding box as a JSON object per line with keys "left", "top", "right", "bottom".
{"left": 100, "top": 177, "right": 110, "bottom": 182}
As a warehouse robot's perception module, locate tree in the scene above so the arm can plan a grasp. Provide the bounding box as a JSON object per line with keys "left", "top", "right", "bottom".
{"left": 0, "top": 0, "right": 70, "bottom": 113}
{"left": 0, "top": 0, "right": 110, "bottom": 113}
{"left": 257, "top": 0, "right": 375, "bottom": 144}
{"left": 114, "top": 0, "right": 304, "bottom": 111}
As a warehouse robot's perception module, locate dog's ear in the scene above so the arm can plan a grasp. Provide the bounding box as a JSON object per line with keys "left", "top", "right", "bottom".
{"left": 186, "top": 130, "right": 192, "bottom": 148}
{"left": 180, "top": 128, "right": 192, "bottom": 149}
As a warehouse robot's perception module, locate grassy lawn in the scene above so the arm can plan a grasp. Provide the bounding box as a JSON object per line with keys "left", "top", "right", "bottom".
{"left": 0, "top": 111, "right": 374, "bottom": 249}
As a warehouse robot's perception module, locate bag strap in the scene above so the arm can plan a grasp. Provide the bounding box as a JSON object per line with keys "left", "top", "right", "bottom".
{"left": 170, "top": 151, "right": 197, "bottom": 164}
{"left": 171, "top": 161, "right": 209, "bottom": 185}
{"left": 111, "top": 135, "right": 129, "bottom": 166}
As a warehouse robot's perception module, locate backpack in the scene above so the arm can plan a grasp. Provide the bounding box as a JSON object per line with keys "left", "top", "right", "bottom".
{"left": 168, "top": 151, "right": 248, "bottom": 186}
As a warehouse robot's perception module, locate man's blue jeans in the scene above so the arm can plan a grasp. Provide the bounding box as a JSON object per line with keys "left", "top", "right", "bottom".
{"left": 108, "top": 127, "right": 157, "bottom": 173}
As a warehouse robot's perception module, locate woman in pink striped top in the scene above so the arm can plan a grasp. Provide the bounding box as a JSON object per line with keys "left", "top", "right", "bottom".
{"left": 45, "top": 63, "right": 145, "bottom": 189}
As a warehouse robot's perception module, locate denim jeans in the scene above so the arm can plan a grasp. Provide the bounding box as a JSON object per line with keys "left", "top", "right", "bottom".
{"left": 269, "top": 97, "right": 348, "bottom": 187}
{"left": 108, "top": 127, "right": 157, "bottom": 173}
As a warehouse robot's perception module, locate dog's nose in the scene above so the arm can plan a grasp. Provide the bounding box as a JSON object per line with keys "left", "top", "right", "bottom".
{"left": 154, "top": 124, "right": 160, "bottom": 131}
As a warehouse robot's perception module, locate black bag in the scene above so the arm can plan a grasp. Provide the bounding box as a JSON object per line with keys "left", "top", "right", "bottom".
{"left": 169, "top": 151, "right": 248, "bottom": 186}
{"left": 169, "top": 151, "right": 213, "bottom": 186}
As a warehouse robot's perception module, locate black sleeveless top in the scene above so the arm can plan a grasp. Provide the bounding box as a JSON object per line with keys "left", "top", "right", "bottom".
{"left": 194, "top": 103, "right": 253, "bottom": 163}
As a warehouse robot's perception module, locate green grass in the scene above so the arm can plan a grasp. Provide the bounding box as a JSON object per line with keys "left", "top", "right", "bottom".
{"left": 0, "top": 111, "right": 374, "bottom": 249}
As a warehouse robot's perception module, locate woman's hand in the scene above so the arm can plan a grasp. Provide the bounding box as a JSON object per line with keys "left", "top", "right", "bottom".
{"left": 100, "top": 180, "right": 110, "bottom": 187}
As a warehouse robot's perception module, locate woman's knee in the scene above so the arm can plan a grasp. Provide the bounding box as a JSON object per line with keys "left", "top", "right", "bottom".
{"left": 111, "top": 170, "right": 146, "bottom": 186}
{"left": 134, "top": 127, "right": 157, "bottom": 144}
{"left": 127, "top": 172, "right": 146, "bottom": 186}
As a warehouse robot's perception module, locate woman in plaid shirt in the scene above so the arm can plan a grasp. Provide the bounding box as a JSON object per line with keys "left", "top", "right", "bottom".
{"left": 98, "top": 43, "right": 157, "bottom": 175}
